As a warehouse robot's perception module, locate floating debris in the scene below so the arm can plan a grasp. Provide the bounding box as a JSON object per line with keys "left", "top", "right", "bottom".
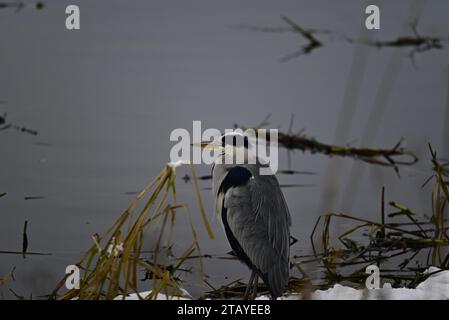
{"left": 0, "top": 106, "right": 38, "bottom": 136}
{"left": 32, "top": 141, "right": 53, "bottom": 147}
{"left": 0, "top": 1, "right": 44, "bottom": 12}
{"left": 234, "top": 15, "right": 328, "bottom": 62}
{"left": 279, "top": 184, "right": 316, "bottom": 188}
{"left": 182, "top": 174, "right": 191, "bottom": 183}
{"left": 19, "top": 127, "right": 38, "bottom": 135}
{"left": 123, "top": 191, "right": 139, "bottom": 195}
{"left": 239, "top": 115, "right": 418, "bottom": 174}
{"left": 24, "top": 196, "right": 46, "bottom": 200}
{"left": 278, "top": 170, "right": 317, "bottom": 175}
{"left": 0, "top": 1, "right": 25, "bottom": 11}
{"left": 348, "top": 23, "right": 448, "bottom": 63}
{"left": 279, "top": 16, "right": 323, "bottom": 62}
{"left": 183, "top": 174, "right": 213, "bottom": 182}
{"left": 0, "top": 113, "right": 6, "bottom": 126}
{"left": 0, "top": 123, "right": 38, "bottom": 136}
{"left": 237, "top": 17, "right": 447, "bottom": 64}
{"left": 22, "top": 220, "right": 28, "bottom": 259}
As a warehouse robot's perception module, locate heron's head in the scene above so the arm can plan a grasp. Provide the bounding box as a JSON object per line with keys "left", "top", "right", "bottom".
{"left": 195, "top": 132, "right": 251, "bottom": 149}
{"left": 220, "top": 132, "right": 251, "bottom": 149}
{"left": 195, "top": 131, "right": 256, "bottom": 164}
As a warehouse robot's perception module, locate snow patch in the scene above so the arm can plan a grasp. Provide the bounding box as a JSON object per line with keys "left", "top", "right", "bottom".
{"left": 259, "top": 267, "right": 449, "bottom": 300}
{"left": 114, "top": 268, "right": 449, "bottom": 300}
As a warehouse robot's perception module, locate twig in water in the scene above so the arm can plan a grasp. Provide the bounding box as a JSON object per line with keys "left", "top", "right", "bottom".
{"left": 239, "top": 116, "right": 418, "bottom": 174}
{"left": 22, "top": 220, "right": 28, "bottom": 259}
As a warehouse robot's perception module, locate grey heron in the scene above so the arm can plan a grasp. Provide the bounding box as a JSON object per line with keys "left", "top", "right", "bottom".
{"left": 204, "top": 132, "right": 291, "bottom": 300}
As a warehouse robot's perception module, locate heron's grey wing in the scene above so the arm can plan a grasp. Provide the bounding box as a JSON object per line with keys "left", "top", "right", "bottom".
{"left": 220, "top": 168, "right": 291, "bottom": 298}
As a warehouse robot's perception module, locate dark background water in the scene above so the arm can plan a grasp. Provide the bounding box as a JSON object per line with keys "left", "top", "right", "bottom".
{"left": 1, "top": 0, "right": 448, "bottom": 299}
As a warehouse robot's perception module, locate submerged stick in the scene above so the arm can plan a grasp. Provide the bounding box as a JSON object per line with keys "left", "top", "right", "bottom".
{"left": 22, "top": 220, "right": 28, "bottom": 259}
{"left": 240, "top": 119, "right": 418, "bottom": 172}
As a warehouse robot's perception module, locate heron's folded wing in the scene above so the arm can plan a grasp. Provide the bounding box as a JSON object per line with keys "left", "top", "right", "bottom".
{"left": 223, "top": 172, "right": 291, "bottom": 296}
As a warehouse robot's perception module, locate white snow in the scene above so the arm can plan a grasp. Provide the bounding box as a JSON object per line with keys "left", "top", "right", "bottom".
{"left": 258, "top": 267, "right": 449, "bottom": 300}
{"left": 114, "top": 268, "right": 449, "bottom": 300}
{"left": 167, "top": 160, "right": 191, "bottom": 168}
